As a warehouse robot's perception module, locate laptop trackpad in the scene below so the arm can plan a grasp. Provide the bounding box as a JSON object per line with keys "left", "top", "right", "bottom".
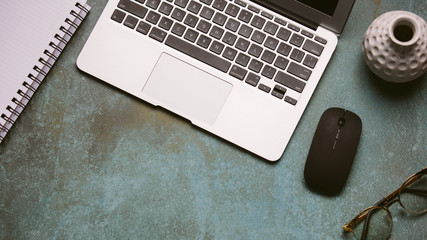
{"left": 142, "top": 53, "right": 232, "bottom": 125}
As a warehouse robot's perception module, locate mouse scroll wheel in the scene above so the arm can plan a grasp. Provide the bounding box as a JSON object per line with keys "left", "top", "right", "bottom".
{"left": 338, "top": 117, "right": 346, "bottom": 127}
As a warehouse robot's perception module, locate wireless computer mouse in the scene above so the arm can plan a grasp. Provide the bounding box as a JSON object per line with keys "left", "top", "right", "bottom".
{"left": 304, "top": 108, "right": 362, "bottom": 196}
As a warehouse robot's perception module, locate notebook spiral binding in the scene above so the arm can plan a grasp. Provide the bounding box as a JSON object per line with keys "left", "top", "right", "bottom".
{"left": 0, "top": 2, "right": 90, "bottom": 143}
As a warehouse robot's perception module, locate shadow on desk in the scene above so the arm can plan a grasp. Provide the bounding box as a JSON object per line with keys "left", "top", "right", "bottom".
{"left": 365, "top": 66, "right": 426, "bottom": 100}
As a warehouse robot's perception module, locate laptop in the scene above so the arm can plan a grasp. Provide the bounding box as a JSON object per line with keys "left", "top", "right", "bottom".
{"left": 77, "top": 0, "right": 354, "bottom": 161}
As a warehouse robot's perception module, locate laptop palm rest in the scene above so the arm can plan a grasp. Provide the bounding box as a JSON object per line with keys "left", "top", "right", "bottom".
{"left": 142, "top": 53, "right": 233, "bottom": 125}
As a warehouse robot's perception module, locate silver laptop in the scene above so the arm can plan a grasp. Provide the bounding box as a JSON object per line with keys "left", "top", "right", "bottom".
{"left": 77, "top": 0, "right": 354, "bottom": 161}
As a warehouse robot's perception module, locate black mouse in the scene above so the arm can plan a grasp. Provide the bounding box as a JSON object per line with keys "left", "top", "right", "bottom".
{"left": 304, "top": 107, "right": 362, "bottom": 196}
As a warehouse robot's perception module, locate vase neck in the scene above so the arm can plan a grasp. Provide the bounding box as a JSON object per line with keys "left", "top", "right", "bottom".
{"left": 389, "top": 15, "right": 420, "bottom": 47}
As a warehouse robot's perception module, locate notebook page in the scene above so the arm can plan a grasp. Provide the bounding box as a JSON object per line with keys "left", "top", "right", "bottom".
{"left": 0, "top": 0, "right": 81, "bottom": 130}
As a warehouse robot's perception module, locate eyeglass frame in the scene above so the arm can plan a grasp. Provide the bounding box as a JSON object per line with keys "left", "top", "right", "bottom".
{"left": 343, "top": 167, "right": 427, "bottom": 239}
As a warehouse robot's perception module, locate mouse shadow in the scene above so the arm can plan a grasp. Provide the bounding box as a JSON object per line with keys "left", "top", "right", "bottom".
{"left": 364, "top": 65, "right": 426, "bottom": 101}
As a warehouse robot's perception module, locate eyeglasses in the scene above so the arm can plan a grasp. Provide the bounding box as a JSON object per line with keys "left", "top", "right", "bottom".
{"left": 343, "top": 167, "right": 427, "bottom": 240}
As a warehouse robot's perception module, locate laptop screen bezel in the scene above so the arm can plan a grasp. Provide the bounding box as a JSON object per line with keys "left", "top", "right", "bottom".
{"left": 250, "top": 0, "right": 355, "bottom": 35}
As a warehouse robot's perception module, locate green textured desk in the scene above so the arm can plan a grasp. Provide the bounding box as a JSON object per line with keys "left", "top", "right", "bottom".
{"left": 1, "top": 0, "right": 426, "bottom": 239}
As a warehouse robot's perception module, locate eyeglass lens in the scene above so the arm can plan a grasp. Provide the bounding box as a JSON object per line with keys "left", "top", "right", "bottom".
{"left": 399, "top": 173, "right": 427, "bottom": 213}
{"left": 352, "top": 173, "right": 426, "bottom": 240}
{"left": 352, "top": 207, "right": 392, "bottom": 240}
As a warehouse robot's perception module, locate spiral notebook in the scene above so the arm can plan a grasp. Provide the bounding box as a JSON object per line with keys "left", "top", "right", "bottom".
{"left": 0, "top": 0, "right": 90, "bottom": 144}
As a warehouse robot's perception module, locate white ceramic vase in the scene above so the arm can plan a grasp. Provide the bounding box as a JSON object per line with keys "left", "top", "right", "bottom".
{"left": 362, "top": 11, "right": 427, "bottom": 83}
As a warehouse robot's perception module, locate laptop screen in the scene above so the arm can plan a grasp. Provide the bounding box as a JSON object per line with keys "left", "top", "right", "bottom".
{"left": 251, "top": 0, "right": 354, "bottom": 34}
{"left": 296, "top": 0, "right": 339, "bottom": 16}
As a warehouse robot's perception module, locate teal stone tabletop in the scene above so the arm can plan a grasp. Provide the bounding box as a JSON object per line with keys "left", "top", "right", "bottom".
{"left": 1, "top": 0, "right": 426, "bottom": 239}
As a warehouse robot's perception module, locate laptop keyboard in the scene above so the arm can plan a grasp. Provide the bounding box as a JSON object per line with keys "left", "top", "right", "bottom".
{"left": 111, "top": 0, "right": 327, "bottom": 106}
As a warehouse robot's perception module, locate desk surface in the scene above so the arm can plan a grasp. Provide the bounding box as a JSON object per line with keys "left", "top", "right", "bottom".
{"left": 1, "top": 0, "right": 426, "bottom": 239}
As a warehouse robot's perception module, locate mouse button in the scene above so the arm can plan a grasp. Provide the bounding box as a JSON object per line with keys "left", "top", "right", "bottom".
{"left": 319, "top": 109, "right": 341, "bottom": 132}
{"left": 338, "top": 117, "right": 346, "bottom": 127}
{"left": 343, "top": 110, "right": 362, "bottom": 129}
{"left": 323, "top": 107, "right": 345, "bottom": 120}
{"left": 339, "top": 115, "right": 362, "bottom": 143}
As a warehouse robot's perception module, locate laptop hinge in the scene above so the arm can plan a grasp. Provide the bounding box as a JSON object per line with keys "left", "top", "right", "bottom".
{"left": 250, "top": 0, "right": 319, "bottom": 31}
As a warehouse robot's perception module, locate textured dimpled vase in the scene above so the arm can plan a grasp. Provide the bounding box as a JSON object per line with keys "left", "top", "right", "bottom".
{"left": 363, "top": 11, "right": 427, "bottom": 83}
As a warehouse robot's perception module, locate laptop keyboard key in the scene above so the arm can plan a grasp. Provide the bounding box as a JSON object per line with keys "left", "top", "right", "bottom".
{"left": 222, "top": 32, "right": 237, "bottom": 45}
{"left": 303, "top": 54, "right": 318, "bottom": 68}
{"left": 209, "top": 25, "right": 224, "bottom": 39}
{"left": 277, "top": 42, "right": 292, "bottom": 56}
{"left": 171, "top": 8, "right": 186, "bottom": 21}
{"left": 274, "top": 18, "right": 287, "bottom": 26}
{"left": 146, "top": 0, "right": 161, "bottom": 9}
{"left": 147, "top": 11, "right": 161, "bottom": 24}
{"left": 234, "top": 0, "right": 246, "bottom": 7}
{"left": 264, "top": 21, "right": 278, "bottom": 35}
{"left": 200, "top": 6, "right": 215, "bottom": 20}
{"left": 245, "top": 72, "right": 260, "bottom": 86}
{"left": 225, "top": 4, "right": 240, "bottom": 17}
{"left": 315, "top": 36, "right": 327, "bottom": 44}
{"left": 171, "top": 22, "right": 186, "bottom": 36}
{"left": 261, "top": 65, "right": 276, "bottom": 79}
{"left": 258, "top": 83, "right": 271, "bottom": 93}
{"left": 251, "top": 15, "right": 266, "bottom": 29}
{"left": 223, "top": 47, "right": 238, "bottom": 61}
{"left": 184, "top": 13, "right": 199, "bottom": 27}
{"left": 289, "top": 33, "right": 304, "bottom": 47}
{"left": 290, "top": 48, "right": 305, "bottom": 62}
{"left": 166, "top": 35, "right": 231, "bottom": 72}
{"left": 149, "top": 27, "right": 167, "bottom": 42}
{"left": 274, "top": 56, "right": 289, "bottom": 70}
{"left": 111, "top": 9, "right": 126, "bottom": 23}
{"left": 159, "top": 17, "right": 173, "bottom": 30}
{"left": 238, "top": 9, "right": 253, "bottom": 23}
{"left": 197, "top": 19, "right": 212, "bottom": 33}
{"left": 184, "top": 28, "right": 199, "bottom": 42}
{"left": 197, "top": 35, "right": 212, "bottom": 48}
{"left": 301, "top": 30, "right": 313, "bottom": 38}
{"left": 302, "top": 39, "right": 324, "bottom": 56}
{"left": 236, "top": 53, "right": 250, "bottom": 67}
{"left": 248, "top": 59, "right": 263, "bottom": 73}
{"left": 209, "top": 40, "right": 225, "bottom": 54}
{"left": 124, "top": 15, "right": 139, "bottom": 29}
{"left": 272, "top": 85, "right": 286, "bottom": 99}
{"left": 225, "top": 18, "right": 240, "bottom": 32}
{"left": 187, "top": 1, "right": 202, "bottom": 14}
{"left": 200, "top": 0, "right": 213, "bottom": 5}
{"left": 274, "top": 71, "right": 305, "bottom": 93}
{"left": 212, "top": 0, "right": 227, "bottom": 11}
{"left": 248, "top": 44, "right": 263, "bottom": 57}
{"left": 238, "top": 24, "right": 253, "bottom": 38}
{"left": 175, "top": 0, "right": 189, "bottom": 8}
{"left": 235, "top": 38, "right": 250, "bottom": 51}
{"left": 136, "top": 21, "right": 151, "bottom": 35}
{"left": 251, "top": 30, "right": 266, "bottom": 44}
{"left": 159, "top": 2, "right": 173, "bottom": 15}
{"left": 213, "top": 12, "right": 227, "bottom": 26}
{"left": 288, "top": 24, "right": 300, "bottom": 32}
{"left": 230, "top": 65, "right": 247, "bottom": 80}
{"left": 287, "top": 62, "right": 311, "bottom": 80}
{"left": 264, "top": 36, "right": 279, "bottom": 50}
{"left": 261, "top": 50, "right": 276, "bottom": 64}
{"left": 285, "top": 96, "right": 297, "bottom": 105}
{"left": 277, "top": 27, "right": 291, "bottom": 41}
{"left": 118, "top": 0, "right": 148, "bottom": 19}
